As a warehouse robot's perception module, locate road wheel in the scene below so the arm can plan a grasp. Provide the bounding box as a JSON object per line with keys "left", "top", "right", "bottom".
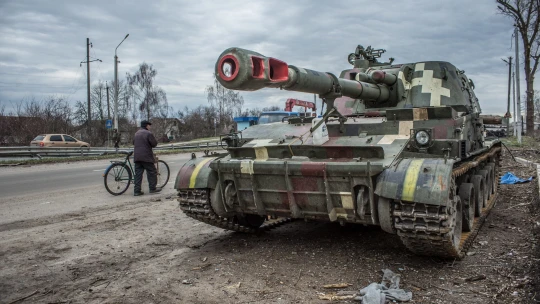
{"left": 478, "top": 170, "right": 491, "bottom": 202}
{"left": 459, "top": 183, "right": 475, "bottom": 232}
{"left": 451, "top": 196, "right": 463, "bottom": 250}
{"left": 104, "top": 163, "right": 132, "bottom": 195}
{"left": 483, "top": 165, "right": 494, "bottom": 200}
{"left": 485, "top": 162, "right": 497, "bottom": 195}
{"left": 210, "top": 183, "right": 234, "bottom": 218}
{"left": 377, "top": 197, "right": 396, "bottom": 234}
{"left": 471, "top": 175, "right": 485, "bottom": 216}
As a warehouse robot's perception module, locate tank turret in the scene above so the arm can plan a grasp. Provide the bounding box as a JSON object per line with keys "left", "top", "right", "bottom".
{"left": 215, "top": 47, "right": 482, "bottom": 118}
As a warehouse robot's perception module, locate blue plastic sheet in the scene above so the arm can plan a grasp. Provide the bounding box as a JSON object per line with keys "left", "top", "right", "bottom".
{"left": 500, "top": 172, "right": 534, "bottom": 184}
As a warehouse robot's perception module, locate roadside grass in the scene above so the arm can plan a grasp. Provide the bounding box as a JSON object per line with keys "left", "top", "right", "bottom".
{"left": 501, "top": 135, "right": 540, "bottom": 163}
{"left": 0, "top": 147, "right": 223, "bottom": 166}
{"left": 188, "top": 137, "right": 220, "bottom": 142}
{"left": 502, "top": 136, "right": 539, "bottom": 148}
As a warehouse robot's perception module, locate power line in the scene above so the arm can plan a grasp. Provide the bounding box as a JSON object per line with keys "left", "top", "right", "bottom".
{"left": 90, "top": 47, "right": 103, "bottom": 82}
{"left": 0, "top": 71, "right": 81, "bottom": 79}
{"left": 0, "top": 81, "right": 80, "bottom": 88}
{"left": 65, "top": 65, "right": 87, "bottom": 96}
{"left": 0, "top": 57, "right": 90, "bottom": 97}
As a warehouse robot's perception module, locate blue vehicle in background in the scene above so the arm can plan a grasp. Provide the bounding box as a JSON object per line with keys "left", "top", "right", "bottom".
{"left": 233, "top": 116, "right": 259, "bottom": 131}
{"left": 258, "top": 111, "right": 300, "bottom": 125}
{"left": 234, "top": 98, "right": 317, "bottom": 130}
{"left": 233, "top": 112, "right": 299, "bottom": 132}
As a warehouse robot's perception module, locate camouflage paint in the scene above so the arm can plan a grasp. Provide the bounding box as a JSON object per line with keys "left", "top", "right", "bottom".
{"left": 374, "top": 158, "right": 454, "bottom": 206}
{"left": 174, "top": 157, "right": 218, "bottom": 189}
{"left": 174, "top": 45, "right": 501, "bottom": 224}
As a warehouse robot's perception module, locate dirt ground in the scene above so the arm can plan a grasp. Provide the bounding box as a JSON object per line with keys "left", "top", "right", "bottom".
{"left": 1, "top": 152, "right": 539, "bottom": 304}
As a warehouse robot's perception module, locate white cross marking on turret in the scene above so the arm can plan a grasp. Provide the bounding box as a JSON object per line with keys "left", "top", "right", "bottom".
{"left": 411, "top": 63, "right": 450, "bottom": 106}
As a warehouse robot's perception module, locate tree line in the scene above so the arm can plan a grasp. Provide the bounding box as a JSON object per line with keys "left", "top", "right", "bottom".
{"left": 0, "top": 63, "right": 282, "bottom": 146}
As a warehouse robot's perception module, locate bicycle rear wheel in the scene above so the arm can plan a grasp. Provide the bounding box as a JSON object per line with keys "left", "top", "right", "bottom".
{"left": 156, "top": 160, "right": 170, "bottom": 188}
{"left": 104, "top": 163, "right": 132, "bottom": 195}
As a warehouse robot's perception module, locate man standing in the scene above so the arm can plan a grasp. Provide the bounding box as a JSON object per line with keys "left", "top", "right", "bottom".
{"left": 133, "top": 120, "right": 161, "bottom": 196}
{"left": 112, "top": 129, "right": 121, "bottom": 149}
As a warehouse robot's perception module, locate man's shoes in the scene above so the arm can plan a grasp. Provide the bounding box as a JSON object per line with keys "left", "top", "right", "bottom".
{"left": 134, "top": 191, "right": 144, "bottom": 196}
{"left": 149, "top": 188, "right": 162, "bottom": 194}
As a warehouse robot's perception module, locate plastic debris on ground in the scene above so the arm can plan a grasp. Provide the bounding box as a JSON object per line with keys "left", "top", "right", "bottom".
{"left": 500, "top": 172, "right": 534, "bottom": 184}
{"left": 318, "top": 269, "right": 412, "bottom": 303}
{"left": 355, "top": 269, "right": 412, "bottom": 303}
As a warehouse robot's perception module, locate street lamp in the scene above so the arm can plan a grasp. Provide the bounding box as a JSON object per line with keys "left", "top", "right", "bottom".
{"left": 114, "top": 33, "right": 129, "bottom": 131}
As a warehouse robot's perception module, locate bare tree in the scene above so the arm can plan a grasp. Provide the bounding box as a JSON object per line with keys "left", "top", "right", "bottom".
{"left": 497, "top": 0, "right": 540, "bottom": 135}
{"left": 263, "top": 106, "right": 281, "bottom": 112}
{"left": 45, "top": 98, "right": 72, "bottom": 133}
{"left": 239, "top": 108, "right": 262, "bottom": 117}
{"left": 109, "top": 80, "right": 132, "bottom": 122}
{"left": 0, "top": 104, "right": 9, "bottom": 145}
{"left": 2, "top": 97, "right": 74, "bottom": 145}
{"left": 151, "top": 105, "right": 178, "bottom": 142}
{"left": 75, "top": 80, "right": 110, "bottom": 124}
{"left": 238, "top": 106, "right": 282, "bottom": 117}
{"left": 205, "top": 77, "right": 244, "bottom": 133}
{"left": 176, "top": 105, "right": 218, "bottom": 140}
{"left": 533, "top": 90, "right": 540, "bottom": 120}
{"left": 90, "top": 81, "right": 106, "bottom": 121}
{"left": 126, "top": 63, "right": 168, "bottom": 121}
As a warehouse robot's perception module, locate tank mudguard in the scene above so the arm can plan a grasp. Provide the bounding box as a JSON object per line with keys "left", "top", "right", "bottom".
{"left": 374, "top": 158, "right": 454, "bottom": 206}
{"left": 174, "top": 157, "right": 218, "bottom": 190}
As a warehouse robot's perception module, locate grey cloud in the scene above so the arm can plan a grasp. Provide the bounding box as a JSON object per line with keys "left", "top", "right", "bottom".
{"left": 0, "top": 0, "right": 533, "bottom": 117}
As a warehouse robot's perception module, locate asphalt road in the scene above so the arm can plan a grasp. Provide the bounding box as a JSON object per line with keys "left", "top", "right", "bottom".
{"left": 0, "top": 153, "right": 194, "bottom": 224}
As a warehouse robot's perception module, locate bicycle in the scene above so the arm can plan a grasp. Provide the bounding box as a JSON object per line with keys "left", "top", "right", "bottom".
{"left": 103, "top": 151, "right": 170, "bottom": 195}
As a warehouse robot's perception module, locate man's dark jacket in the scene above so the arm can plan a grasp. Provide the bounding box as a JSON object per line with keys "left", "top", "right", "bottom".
{"left": 133, "top": 128, "right": 158, "bottom": 163}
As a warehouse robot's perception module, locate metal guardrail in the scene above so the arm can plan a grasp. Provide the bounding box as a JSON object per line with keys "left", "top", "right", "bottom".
{"left": 0, "top": 140, "right": 225, "bottom": 158}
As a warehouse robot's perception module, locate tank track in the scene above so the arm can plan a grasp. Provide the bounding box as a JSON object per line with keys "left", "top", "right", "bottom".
{"left": 394, "top": 146, "right": 502, "bottom": 258}
{"left": 178, "top": 146, "right": 501, "bottom": 258}
{"left": 178, "top": 189, "right": 293, "bottom": 233}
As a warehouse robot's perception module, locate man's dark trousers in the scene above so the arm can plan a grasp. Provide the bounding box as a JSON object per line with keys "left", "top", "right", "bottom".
{"left": 134, "top": 161, "right": 157, "bottom": 193}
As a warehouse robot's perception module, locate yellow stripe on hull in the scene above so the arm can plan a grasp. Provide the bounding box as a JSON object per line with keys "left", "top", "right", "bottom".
{"left": 189, "top": 158, "right": 215, "bottom": 188}
{"left": 401, "top": 159, "right": 424, "bottom": 202}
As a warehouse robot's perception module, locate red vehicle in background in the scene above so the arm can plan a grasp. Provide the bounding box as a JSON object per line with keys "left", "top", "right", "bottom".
{"left": 284, "top": 98, "right": 317, "bottom": 116}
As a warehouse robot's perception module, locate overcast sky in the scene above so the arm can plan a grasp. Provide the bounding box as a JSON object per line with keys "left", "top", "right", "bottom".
{"left": 0, "top": 0, "right": 532, "bottom": 116}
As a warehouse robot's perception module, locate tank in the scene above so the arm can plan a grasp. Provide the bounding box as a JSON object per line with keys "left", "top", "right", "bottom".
{"left": 174, "top": 45, "right": 502, "bottom": 258}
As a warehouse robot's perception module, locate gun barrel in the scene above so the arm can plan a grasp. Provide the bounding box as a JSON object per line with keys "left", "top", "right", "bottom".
{"left": 215, "top": 47, "right": 389, "bottom": 102}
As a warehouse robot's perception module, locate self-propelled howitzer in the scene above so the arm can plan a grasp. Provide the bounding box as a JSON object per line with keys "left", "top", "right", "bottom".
{"left": 175, "top": 45, "right": 501, "bottom": 258}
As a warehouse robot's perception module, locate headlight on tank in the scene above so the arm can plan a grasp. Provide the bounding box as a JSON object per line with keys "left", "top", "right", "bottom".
{"left": 415, "top": 130, "right": 430, "bottom": 146}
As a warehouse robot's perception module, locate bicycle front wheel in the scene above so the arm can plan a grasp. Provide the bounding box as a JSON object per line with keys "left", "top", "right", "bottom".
{"left": 104, "top": 163, "right": 132, "bottom": 195}
{"left": 156, "top": 160, "right": 170, "bottom": 188}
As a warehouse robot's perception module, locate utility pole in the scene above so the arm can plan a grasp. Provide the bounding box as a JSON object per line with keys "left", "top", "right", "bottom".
{"left": 512, "top": 71, "right": 517, "bottom": 136}
{"left": 114, "top": 55, "right": 118, "bottom": 130}
{"left": 502, "top": 57, "right": 512, "bottom": 135}
{"left": 514, "top": 27, "right": 522, "bottom": 144}
{"left": 86, "top": 38, "right": 91, "bottom": 138}
{"left": 114, "top": 34, "right": 130, "bottom": 132}
{"left": 106, "top": 82, "right": 110, "bottom": 119}
{"left": 313, "top": 94, "right": 316, "bottom": 116}
{"left": 80, "top": 38, "right": 101, "bottom": 141}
